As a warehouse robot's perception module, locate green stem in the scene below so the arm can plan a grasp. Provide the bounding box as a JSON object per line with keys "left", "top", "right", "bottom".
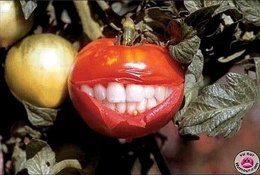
{"left": 122, "top": 17, "right": 136, "bottom": 46}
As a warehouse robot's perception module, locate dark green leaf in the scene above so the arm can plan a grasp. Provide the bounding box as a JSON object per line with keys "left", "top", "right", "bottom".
{"left": 178, "top": 73, "right": 257, "bottom": 138}
{"left": 19, "top": 0, "right": 37, "bottom": 20}
{"left": 168, "top": 23, "right": 201, "bottom": 64}
{"left": 23, "top": 101, "right": 58, "bottom": 127}
{"left": 235, "top": 0, "right": 260, "bottom": 26}
{"left": 174, "top": 50, "right": 204, "bottom": 123}
{"left": 186, "top": 50, "right": 204, "bottom": 80}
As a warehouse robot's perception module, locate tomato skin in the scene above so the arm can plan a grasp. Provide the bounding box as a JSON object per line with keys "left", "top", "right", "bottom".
{"left": 69, "top": 38, "right": 184, "bottom": 138}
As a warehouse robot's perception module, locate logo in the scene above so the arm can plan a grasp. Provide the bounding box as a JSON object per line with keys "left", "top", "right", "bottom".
{"left": 234, "top": 150, "right": 259, "bottom": 174}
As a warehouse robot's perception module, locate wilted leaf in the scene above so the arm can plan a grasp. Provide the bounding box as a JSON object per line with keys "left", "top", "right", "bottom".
{"left": 167, "top": 19, "right": 183, "bottom": 45}
{"left": 178, "top": 73, "right": 257, "bottom": 138}
{"left": 174, "top": 50, "right": 204, "bottom": 122}
{"left": 19, "top": 0, "right": 37, "bottom": 20}
{"left": 185, "top": 5, "right": 219, "bottom": 36}
{"left": 23, "top": 101, "right": 58, "bottom": 127}
{"left": 12, "top": 144, "right": 26, "bottom": 174}
{"left": 168, "top": 23, "right": 201, "bottom": 64}
{"left": 50, "top": 159, "right": 82, "bottom": 175}
{"left": 111, "top": 1, "right": 139, "bottom": 16}
{"left": 25, "top": 144, "right": 55, "bottom": 175}
{"left": 212, "top": 1, "right": 242, "bottom": 20}
{"left": 144, "top": 7, "right": 175, "bottom": 29}
{"left": 235, "top": 0, "right": 260, "bottom": 26}
{"left": 203, "top": 0, "right": 224, "bottom": 7}
{"left": 26, "top": 139, "right": 48, "bottom": 160}
{"left": 25, "top": 139, "right": 82, "bottom": 175}
{"left": 184, "top": 0, "right": 202, "bottom": 13}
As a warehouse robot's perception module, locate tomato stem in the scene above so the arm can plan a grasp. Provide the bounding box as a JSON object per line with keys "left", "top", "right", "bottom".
{"left": 121, "top": 17, "right": 136, "bottom": 46}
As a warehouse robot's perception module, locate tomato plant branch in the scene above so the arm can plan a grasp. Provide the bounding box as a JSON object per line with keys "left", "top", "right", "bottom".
{"left": 147, "top": 135, "right": 172, "bottom": 175}
{"left": 73, "top": 1, "right": 103, "bottom": 40}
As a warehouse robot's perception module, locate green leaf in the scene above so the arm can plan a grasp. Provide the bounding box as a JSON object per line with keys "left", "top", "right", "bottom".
{"left": 178, "top": 72, "right": 257, "bottom": 138}
{"left": 186, "top": 50, "right": 204, "bottom": 80}
{"left": 23, "top": 101, "right": 59, "bottom": 127}
{"left": 235, "top": 0, "right": 260, "bottom": 26}
{"left": 168, "top": 23, "right": 201, "bottom": 64}
{"left": 184, "top": 0, "right": 202, "bottom": 13}
{"left": 19, "top": 0, "right": 37, "bottom": 20}
{"left": 174, "top": 50, "right": 204, "bottom": 123}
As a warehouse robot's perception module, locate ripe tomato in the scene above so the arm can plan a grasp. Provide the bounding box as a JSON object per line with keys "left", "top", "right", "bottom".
{"left": 68, "top": 38, "right": 184, "bottom": 138}
{"left": 0, "top": 0, "right": 33, "bottom": 48}
{"left": 5, "top": 33, "right": 77, "bottom": 108}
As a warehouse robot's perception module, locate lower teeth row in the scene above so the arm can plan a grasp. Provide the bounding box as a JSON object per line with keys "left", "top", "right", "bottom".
{"left": 80, "top": 82, "right": 172, "bottom": 115}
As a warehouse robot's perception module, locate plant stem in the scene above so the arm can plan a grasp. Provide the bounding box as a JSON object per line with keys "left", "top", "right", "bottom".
{"left": 148, "top": 136, "right": 172, "bottom": 175}
{"left": 73, "top": 1, "right": 102, "bottom": 40}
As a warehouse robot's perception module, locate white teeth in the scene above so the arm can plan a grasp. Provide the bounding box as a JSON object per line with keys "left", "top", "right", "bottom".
{"left": 116, "top": 103, "right": 126, "bottom": 113}
{"left": 103, "top": 101, "right": 116, "bottom": 110}
{"left": 144, "top": 85, "right": 155, "bottom": 98}
{"left": 155, "top": 86, "right": 166, "bottom": 102}
{"left": 165, "top": 87, "right": 173, "bottom": 98}
{"left": 81, "top": 82, "right": 173, "bottom": 115}
{"left": 147, "top": 97, "right": 157, "bottom": 109}
{"left": 137, "top": 99, "right": 147, "bottom": 113}
{"left": 81, "top": 85, "right": 94, "bottom": 97}
{"left": 107, "top": 82, "right": 126, "bottom": 103}
{"left": 127, "top": 102, "right": 137, "bottom": 115}
{"left": 94, "top": 84, "right": 106, "bottom": 101}
{"left": 126, "top": 84, "right": 144, "bottom": 102}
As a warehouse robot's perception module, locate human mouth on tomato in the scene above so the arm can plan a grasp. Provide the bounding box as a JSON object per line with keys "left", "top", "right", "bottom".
{"left": 80, "top": 82, "right": 174, "bottom": 116}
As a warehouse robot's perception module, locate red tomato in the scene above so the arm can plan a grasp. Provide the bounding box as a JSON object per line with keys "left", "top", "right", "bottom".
{"left": 68, "top": 38, "right": 184, "bottom": 138}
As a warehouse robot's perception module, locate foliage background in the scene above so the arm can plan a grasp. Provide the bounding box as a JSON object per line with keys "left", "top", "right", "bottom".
{"left": 0, "top": 0, "right": 259, "bottom": 174}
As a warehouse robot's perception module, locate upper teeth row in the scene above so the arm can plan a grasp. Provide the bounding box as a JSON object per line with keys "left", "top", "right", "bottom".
{"left": 80, "top": 82, "right": 172, "bottom": 114}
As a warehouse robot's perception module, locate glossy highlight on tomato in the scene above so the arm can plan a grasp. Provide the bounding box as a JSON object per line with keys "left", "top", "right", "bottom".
{"left": 68, "top": 38, "right": 184, "bottom": 138}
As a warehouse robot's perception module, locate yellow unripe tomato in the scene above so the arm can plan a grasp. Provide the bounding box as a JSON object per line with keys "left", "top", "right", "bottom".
{"left": 4, "top": 33, "right": 77, "bottom": 108}
{"left": 0, "top": 0, "right": 33, "bottom": 48}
